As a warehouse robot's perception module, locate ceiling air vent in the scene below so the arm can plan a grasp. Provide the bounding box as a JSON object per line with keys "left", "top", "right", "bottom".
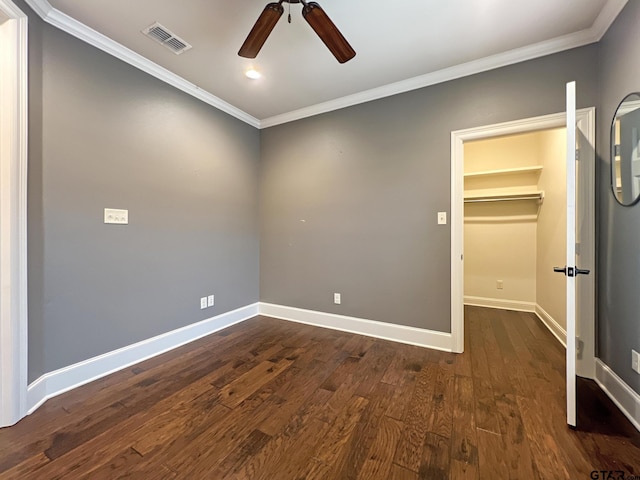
{"left": 142, "top": 22, "right": 192, "bottom": 55}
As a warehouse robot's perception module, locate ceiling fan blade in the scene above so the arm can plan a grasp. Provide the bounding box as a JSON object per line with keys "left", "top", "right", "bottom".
{"left": 301, "top": 2, "right": 355, "bottom": 63}
{"left": 238, "top": 2, "right": 284, "bottom": 58}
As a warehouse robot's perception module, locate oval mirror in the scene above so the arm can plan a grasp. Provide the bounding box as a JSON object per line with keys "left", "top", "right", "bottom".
{"left": 611, "top": 92, "right": 640, "bottom": 205}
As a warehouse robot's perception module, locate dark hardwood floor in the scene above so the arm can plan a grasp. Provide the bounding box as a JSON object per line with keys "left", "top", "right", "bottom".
{"left": 1, "top": 306, "right": 638, "bottom": 479}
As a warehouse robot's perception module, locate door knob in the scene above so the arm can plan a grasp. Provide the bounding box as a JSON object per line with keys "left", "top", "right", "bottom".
{"left": 553, "top": 266, "right": 590, "bottom": 277}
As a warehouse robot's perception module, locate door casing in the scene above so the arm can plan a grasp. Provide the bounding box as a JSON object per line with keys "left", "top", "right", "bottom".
{"left": 0, "top": 0, "right": 28, "bottom": 427}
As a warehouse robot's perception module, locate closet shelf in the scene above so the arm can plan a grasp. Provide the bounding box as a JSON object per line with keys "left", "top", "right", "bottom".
{"left": 464, "top": 166, "right": 543, "bottom": 178}
{"left": 464, "top": 191, "right": 544, "bottom": 204}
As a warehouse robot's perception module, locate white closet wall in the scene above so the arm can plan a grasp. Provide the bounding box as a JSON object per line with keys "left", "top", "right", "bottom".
{"left": 536, "top": 129, "right": 567, "bottom": 330}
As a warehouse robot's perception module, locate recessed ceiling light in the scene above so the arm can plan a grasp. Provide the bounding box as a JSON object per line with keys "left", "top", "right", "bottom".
{"left": 245, "top": 69, "right": 261, "bottom": 80}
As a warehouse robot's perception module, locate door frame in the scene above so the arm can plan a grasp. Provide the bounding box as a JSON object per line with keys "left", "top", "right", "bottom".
{"left": 0, "top": 0, "right": 28, "bottom": 427}
{"left": 450, "top": 108, "right": 596, "bottom": 378}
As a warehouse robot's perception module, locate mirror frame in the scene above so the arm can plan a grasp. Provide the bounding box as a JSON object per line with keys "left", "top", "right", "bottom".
{"left": 611, "top": 92, "right": 640, "bottom": 206}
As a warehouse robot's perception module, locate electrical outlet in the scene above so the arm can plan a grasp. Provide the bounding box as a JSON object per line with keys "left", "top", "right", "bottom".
{"left": 334, "top": 293, "right": 341, "bottom": 305}
{"left": 200, "top": 297, "right": 207, "bottom": 309}
{"left": 104, "top": 208, "right": 128, "bottom": 224}
{"left": 632, "top": 349, "right": 640, "bottom": 374}
{"left": 497, "top": 280, "right": 504, "bottom": 290}
{"left": 207, "top": 295, "right": 215, "bottom": 307}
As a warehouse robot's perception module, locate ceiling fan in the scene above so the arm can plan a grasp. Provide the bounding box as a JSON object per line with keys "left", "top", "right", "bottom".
{"left": 238, "top": 0, "right": 356, "bottom": 64}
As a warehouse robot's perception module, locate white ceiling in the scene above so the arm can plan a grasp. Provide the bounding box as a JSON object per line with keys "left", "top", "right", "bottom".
{"left": 30, "top": 0, "right": 626, "bottom": 127}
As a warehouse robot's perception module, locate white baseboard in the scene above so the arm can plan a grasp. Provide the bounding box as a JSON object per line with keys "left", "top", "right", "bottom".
{"left": 464, "top": 296, "right": 535, "bottom": 313}
{"left": 258, "top": 302, "right": 453, "bottom": 352}
{"left": 534, "top": 304, "right": 567, "bottom": 347}
{"left": 595, "top": 359, "right": 640, "bottom": 432}
{"left": 27, "top": 302, "right": 259, "bottom": 414}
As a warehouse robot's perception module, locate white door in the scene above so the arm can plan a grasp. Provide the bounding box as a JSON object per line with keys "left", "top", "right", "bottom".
{"left": 554, "top": 81, "right": 593, "bottom": 427}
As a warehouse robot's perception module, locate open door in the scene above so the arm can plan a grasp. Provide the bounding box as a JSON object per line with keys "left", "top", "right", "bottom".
{"left": 554, "top": 81, "right": 593, "bottom": 428}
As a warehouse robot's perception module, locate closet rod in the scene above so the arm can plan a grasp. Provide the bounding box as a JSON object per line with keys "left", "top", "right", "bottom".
{"left": 464, "top": 192, "right": 544, "bottom": 204}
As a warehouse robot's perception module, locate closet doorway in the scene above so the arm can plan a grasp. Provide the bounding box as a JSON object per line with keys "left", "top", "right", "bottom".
{"left": 463, "top": 128, "right": 566, "bottom": 340}
{"left": 450, "top": 109, "right": 596, "bottom": 380}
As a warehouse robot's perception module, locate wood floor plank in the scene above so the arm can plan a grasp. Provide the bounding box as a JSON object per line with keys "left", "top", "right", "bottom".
{"left": 516, "top": 395, "right": 571, "bottom": 479}
{"left": 1, "top": 310, "right": 638, "bottom": 479}
{"left": 393, "top": 361, "right": 439, "bottom": 472}
{"left": 467, "top": 312, "right": 501, "bottom": 434}
{"left": 494, "top": 393, "right": 537, "bottom": 479}
{"left": 426, "top": 363, "right": 455, "bottom": 439}
{"left": 35, "top": 346, "right": 242, "bottom": 465}
{"left": 204, "top": 428, "right": 272, "bottom": 479}
{"left": 23, "top": 393, "right": 230, "bottom": 478}
{"left": 472, "top": 376, "right": 501, "bottom": 434}
{"left": 166, "top": 378, "right": 300, "bottom": 477}
{"left": 450, "top": 459, "right": 479, "bottom": 479}
{"left": 256, "top": 406, "right": 333, "bottom": 479}
{"left": 380, "top": 346, "right": 410, "bottom": 385}
{"left": 356, "top": 415, "right": 404, "bottom": 480}
{"left": 418, "top": 432, "right": 450, "bottom": 480}
{"left": 81, "top": 447, "right": 176, "bottom": 480}
{"left": 500, "top": 311, "right": 535, "bottom": 363}
{"left": 477, "top": 308, "right": 514, "bottom": 395}
{"left": 354, "top": 342, "right": 397, "bottom": 398}
{"left": 256, "top": 357, "right": 342, "bottom": 436}
{"left": 217, "top": 357, "right": 294, "bottom": 408}
{"left": 297, "top": 395, "right": 370, "bottom": 480}
{"left": 341, "top": 334, "right": 376, "bottom": 358}
{"left": 450, "top": 375, "right": 478, "bottom": 468}
{"left": 227, "top": 389, "right": 334, "bottom": 480}
{"left": 329, "top": 382, "right": 398, "bottom": 479}
{"left": 477, "top": 429, "right": 509, "bottom": 480}
{"left": 313, "top": 355, "right": 369, "bottom": 424}
{"left": 389, "top": 464, "right": 419, "bottom": 480}
{"left": 384, "top": 372, "right": 418, "bottom": 421}
{"left": 0, "top": 454, "right": 50, "bottom": 480}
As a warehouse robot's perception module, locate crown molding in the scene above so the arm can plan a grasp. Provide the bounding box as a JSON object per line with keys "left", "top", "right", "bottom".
{"left": 591, "top": 0, "right": 628, "bottom": 40}
{"left": 23, "top": 0, "right": 260, "bottom": 128}
{"left": 24, "top": 0, "right": 627, "bottom": 130}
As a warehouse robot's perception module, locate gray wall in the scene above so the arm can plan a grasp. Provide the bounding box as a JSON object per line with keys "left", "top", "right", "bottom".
{"left": 597, "top": 0, "right": 640, "bottom": 394}
{"left": 19, "top": 0, "right": 46, "bottom": 384}
{"left": 260, "top": 46, "right": 599, "bottom": 332}
{"left": 25, "top": 8, "right": 260, "bottom": 381}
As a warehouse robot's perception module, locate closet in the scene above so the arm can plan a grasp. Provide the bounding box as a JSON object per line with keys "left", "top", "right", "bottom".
{"left": 463, "top": 127, "right": 567, "bottom": 330}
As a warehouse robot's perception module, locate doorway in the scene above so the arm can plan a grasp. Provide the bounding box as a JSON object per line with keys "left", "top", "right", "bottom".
{"left": 0, "top": 0, "right": 28, "bottom": 427}
{"left": 463, "top": 127, "right": 568, "bottom": 344}
{"left": 450, "top": 109, "right": 596, "bottom": 380}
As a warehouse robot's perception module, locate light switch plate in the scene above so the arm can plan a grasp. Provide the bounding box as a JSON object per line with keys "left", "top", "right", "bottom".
{"left": 104, "top": 208, "right": 128, "bottom": 224}
{"left": 437, "top": 212, "right": 447, "bottom": 225}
